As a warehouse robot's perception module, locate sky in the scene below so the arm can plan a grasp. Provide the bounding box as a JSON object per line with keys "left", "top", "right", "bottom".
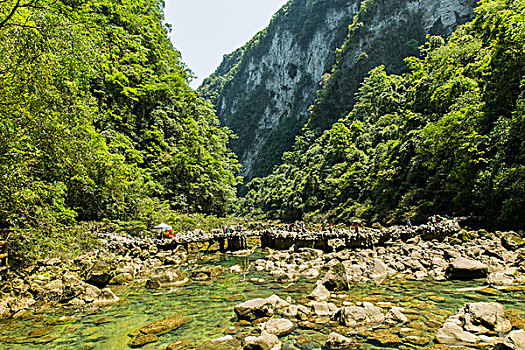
{"left": 165, "top": 0, "right": 290, "bottom": 89}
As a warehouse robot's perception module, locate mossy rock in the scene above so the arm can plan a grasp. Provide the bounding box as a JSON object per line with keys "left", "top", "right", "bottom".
{"left": 27, "top": 326, "right": 54, "bottom": 338}
{"left": 138, "top": 313, "right": 192, "bottom": 335}
{"left": 130, "top": 334, "right": 158, "bottom": 348}
{"left": 364, "top": 331, "right": 403, "bottom": 345}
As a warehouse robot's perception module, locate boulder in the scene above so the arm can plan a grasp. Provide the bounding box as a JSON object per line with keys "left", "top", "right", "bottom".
{"left": 110, "top": 273, "right": 134, "bottom": 285}
{"left": 308, "top": 283, "right": 330, "bottom": 301}
{"left": 436, "top": 322, "right": 480, "bottom": 346}
{"left": 487, "top": 272, "right": 514, "bottom": 287}
{"left": 385, "top": 307, "right": 408, "bottom": 325}
{"left": 282, "top": 304, "right": 311, "bottom": 321}
{"left": 93, "top": 288, "right": 119, "bottom": 306}
{"left": 324, "top": 332, "right": 358, "bottom": 350}
{"left": 266, "top": 295, "right": 289, "bottom": 309}
{"left": 85, "top": 259, "right": 115, "bottom": 288}
{"left": 257, "top": 318, "right": 295, "bottom": 336}
{"left": 242, "top": 330, "right": 281, "bottom": 350}
{"left": 321, "top": 263, "right": 349, "bottom": 291}
{"left": 445, "top": 257, "right": 488, "bottom": 280}
{"left": 462, "top": 302, "right": 512, "bottom": 334}
{"left": 235, "top": 298, "right": 274, "bottom": 321}
{"left": 501, "top": 233, "right": 525, "bottom": 251}
{"left": 311, "top": 301, "right": 338, "bottom": 317}
{"left": 191, "top": 266, "right": 224, "bottom": 281}
{"left": 337, "top": 304, "right": 385, "bottom": 327}
{"left": 494, "top": 329, "right": 525, "bottom": 350}
{"left": 145, "top": 269, "right": 189, "bottom": 288}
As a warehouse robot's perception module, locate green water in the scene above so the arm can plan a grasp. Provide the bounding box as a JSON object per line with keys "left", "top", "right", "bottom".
{"left": 1, "top": 251, "right": 524, "bottom": 349}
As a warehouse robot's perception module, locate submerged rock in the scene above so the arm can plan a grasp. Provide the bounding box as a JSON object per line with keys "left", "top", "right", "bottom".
{"left": 130, "top": 333, "right": 158, "bottom": 348}
{"left": 138, "top": 313, "right": 192, "bottom": 335}
{"left": 242, "top": 330, "right": 281, "bottom": 350}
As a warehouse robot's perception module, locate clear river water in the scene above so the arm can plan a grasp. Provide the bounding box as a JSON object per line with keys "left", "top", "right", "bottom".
{"left": 0, "top": 250, "right": 524, "bottom": 349}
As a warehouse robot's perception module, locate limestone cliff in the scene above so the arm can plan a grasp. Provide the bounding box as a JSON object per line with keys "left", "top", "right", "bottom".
{"left": 200, "top": 0, "right": 477, "bottom": 180}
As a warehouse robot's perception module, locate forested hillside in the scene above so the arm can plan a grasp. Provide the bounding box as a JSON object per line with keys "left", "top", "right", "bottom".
{"left": 240, "top": 0, "right": 525, "bottom": 229}
{"left": 200, "top": 0, "right": 476, "bottom": 182}
{"left": 0, "top": 0, "right": 240, "bottom": 231}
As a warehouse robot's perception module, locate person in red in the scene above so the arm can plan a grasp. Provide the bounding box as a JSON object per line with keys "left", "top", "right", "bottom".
{"left": 353, "top": 222, "right": 359, "bottom": 234}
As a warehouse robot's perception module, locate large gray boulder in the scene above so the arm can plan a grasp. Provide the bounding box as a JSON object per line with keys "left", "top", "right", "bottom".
{"left": 445, "top": 257, "right": 488, "bottom": 280}
{"left": 337, "top": 304, "right": 384, "bottom": 327}
{"left": 235, "top": 298, "right": 274, "bottom": 321}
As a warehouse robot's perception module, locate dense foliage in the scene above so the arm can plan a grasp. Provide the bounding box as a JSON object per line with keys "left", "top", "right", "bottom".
{"left": 0, "top": 0, "right": 240, "bottom": 232}
{"left": 240, "top": 0, "right": 525, "bottom": 229}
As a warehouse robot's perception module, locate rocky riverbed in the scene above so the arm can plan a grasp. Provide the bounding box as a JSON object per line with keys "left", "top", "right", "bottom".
{"left": 0, "top": 219, "right": 523, "bottom": 349}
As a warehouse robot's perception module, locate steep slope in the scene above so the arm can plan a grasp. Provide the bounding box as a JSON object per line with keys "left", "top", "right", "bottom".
{"left": 201, "top": 0, "right": 477, "bottom": 181}
{"left": 200, "top": 0, "right": 358, "bottom": 179}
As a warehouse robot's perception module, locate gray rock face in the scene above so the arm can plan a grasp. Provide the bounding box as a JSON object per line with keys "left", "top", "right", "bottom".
{"left": 446, "top": 257, "right": 488, "bottom": 280}
{"left": 242, "top": 330, "right": 282, "bottom": 350}
{"left": 235, "top": 298, "right": 274, "bottom": 321}
{"left": 201, "top": 0, "right": 477, "bottom": 180}
{"left": 337, "top": 304, "right": 385, "bottom": 327}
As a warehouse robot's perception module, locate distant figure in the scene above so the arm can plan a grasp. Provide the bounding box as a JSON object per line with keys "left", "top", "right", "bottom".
{"left": 223, "top": 226, "right": 227, "bottom": 234}
{"left": 433, "top": 216, "right": 438, "bottom": 226}
{"left": 406, "top": 217, "right": 412, "bottom": 226}
{"left": 301, "top": 222, "right": 306, "bottom": 233}
{"left": 354, "top": 222, "right": 359, "bottom": 234}
{"left": 139, "top": 231, "right": 143, "bottom": 239}
{"left": 329, "top": 223, "right": 333, "bottom": 234}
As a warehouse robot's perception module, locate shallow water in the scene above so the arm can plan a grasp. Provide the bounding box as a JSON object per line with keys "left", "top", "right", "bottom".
{"left": 1, "top": 251, "right": 524, "bottom": 349}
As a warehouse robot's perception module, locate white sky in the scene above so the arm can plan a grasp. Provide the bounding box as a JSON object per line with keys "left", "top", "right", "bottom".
{"left": 165, "top": 0, "right": 289, "bottom": 89}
